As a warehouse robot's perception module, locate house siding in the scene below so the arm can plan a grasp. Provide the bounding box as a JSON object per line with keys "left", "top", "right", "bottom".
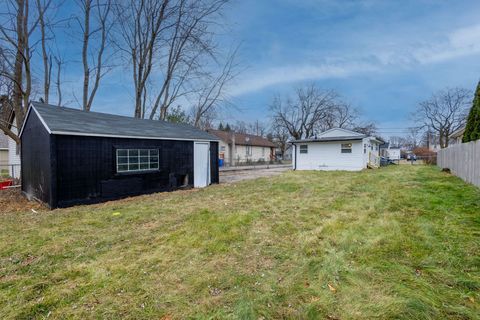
{"left": 52, "top": 135, "right": 198, "bottom": 208}
{"left": 295, "top": 140, "right": 364, "bottom": 171}
{"left": 8, "top": 117, "right": 21, "bottom": 178}
{"left": 21, "top": 110, "right": 52, "bottom": 204}
{"left": 234, "top": 145, "right": 272, "bottom": 163}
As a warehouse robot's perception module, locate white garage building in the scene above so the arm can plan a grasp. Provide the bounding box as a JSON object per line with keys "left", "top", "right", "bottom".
{"left": 292, "top": 128, "right": 382, "bottom": 171}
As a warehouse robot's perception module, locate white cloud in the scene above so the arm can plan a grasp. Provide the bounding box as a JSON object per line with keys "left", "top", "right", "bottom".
{"left": 231, "top": 23, "right": 480, "bottom": 97}
{"left": 230, "top": 61, "right": 379, "bottom": 96}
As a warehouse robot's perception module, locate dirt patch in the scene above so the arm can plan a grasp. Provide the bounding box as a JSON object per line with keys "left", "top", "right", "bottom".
{"left": 220, "top": 167, "right": 290, "bottom": 184}
{"left": 0, "top": 188, "right": 46, "bottom": 214}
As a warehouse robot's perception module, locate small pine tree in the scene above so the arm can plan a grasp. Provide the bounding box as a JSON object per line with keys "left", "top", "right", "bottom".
{"left": 463, "top": 81, "right": 480, "bottom": 142}
{"left": 218, "top": 122, "right": 224, "bottom": 130}
{"left": 225, "top": 123, "right": 231, "bottom": 132}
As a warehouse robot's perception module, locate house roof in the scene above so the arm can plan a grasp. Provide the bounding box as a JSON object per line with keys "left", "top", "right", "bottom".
{"left": 291, "top": 128, "right": 383, "bottom": 144}
{"left": 291, "top": 128, "right": 364, "bottom": 143}
{"left": 207, "top": 129, "right": 275, "bottom": 147}
{"left": 21, "top": 102, "right": 218, "bottom": 141}
{"left": 450, "top": 125, "right": 466, "bottom": 138}
{"left": 292, "top": 135, "right": 366, "bottom": 143}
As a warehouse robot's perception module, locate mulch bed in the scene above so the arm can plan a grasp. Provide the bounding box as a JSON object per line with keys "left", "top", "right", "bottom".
{"left": 0, "top": 188, "right": 46, "bottom": 214}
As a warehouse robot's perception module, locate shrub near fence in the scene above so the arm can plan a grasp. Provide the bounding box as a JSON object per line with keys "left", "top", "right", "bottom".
{"left": 437, "top": 140, "right": 480, "bottom": 187}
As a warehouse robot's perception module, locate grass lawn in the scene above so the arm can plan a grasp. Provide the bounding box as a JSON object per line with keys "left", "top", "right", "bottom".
{"left": 0, "top": 166, "right": 479, "bottom": 319}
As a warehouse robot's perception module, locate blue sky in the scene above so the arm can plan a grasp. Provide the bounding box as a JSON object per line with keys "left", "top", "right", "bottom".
{"left": 216, "top": 0, "right": 480, "bottom": 136}
{"left": 56, "top": 0, "right": 480, "bottom": 137}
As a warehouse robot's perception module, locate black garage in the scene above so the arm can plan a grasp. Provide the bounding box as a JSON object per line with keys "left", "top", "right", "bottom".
{"left": 20, "top": 102, "right": 219, "bottom": 208}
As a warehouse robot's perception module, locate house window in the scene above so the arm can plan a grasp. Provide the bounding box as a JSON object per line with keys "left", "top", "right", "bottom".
{"left": 364, "top": 144, "right": 366, "bottom": 154}
{"left": 299, "top": 145, "right": 308, "bottom": 154}
{"left": 262, "top": 147, "right": 265, "bottom": 156}
{"left": 220, "top": 146, "right": 226, "bottom": 152}
{"left": 246, "top": 145, "right": 252, "bottom": 156}
{"left": 116, "top": 149, "right": 159, "bottom": 173}
{"left": 341, "top": 143, "right": 352, "bottom": 153}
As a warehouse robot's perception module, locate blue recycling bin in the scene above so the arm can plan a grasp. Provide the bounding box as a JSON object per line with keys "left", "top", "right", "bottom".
{"left": 219, "top": 159, "right": 224, "bottom": 167}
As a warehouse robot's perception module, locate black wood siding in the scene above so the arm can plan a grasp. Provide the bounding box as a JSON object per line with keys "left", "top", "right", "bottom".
{"left": 21, "top": 110, "right": 53, "bottom": 205}
{"left": 210, "top": 141, "right": 219, "bottom": 184}
{"left": 54, "top": 136, "right": 196, "bottom": 207}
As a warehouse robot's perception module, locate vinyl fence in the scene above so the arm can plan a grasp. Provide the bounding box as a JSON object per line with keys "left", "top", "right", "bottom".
{"left": 437, "top": 140, "right": 480, "bottom": 187}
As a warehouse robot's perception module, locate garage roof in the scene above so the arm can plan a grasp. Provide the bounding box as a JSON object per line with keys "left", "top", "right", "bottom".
{"left": 22, "top": 102, "right": 219, "bottom": 141}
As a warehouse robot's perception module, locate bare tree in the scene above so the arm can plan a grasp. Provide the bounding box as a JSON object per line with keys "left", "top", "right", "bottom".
{"left": 114, "top": 0, "right": 172, "bottom": 118}
{"left": 115, "top": 0, "right": 231, "bottom": 119}
{"left": 36, "top": 0, "right": 53, "bottom": 103}
{"left": 270, "top": 84, "right": 339, "bottom": 140}
{"left": 148, "top": 0, "right": 229, "bottom": 121}
{"left": 413, "top": 87, "right": 471, "bottom": 148}
{"left": 353, "top": 122, "right": 378, "bottom": 136}
{"left": 320, "top": 102, "right": 359, "bottom": 131}
{"left": 247, "top": 120, "right": 267, "bottom": 137}
{"left": 77, "top": 0, "right": 113, "bottom": 111}
{"left": 231, "top": 120, "right": 248, "bottom": 134}
{"left": 54, "top": 55, "right": 63, "bottom": 106}
{"left": 405, "top": 127, "right": 422, "bottom": 149}
{"left": 191, "top": 48, "right": 238, "bottom": 127}
{"left": 0, "top": 0, "right": 43, "bottom": 143}
{"left": 270, "top": 121, "right": 290, "bottom": 159}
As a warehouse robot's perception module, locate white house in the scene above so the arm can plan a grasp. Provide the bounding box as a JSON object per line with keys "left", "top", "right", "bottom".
{"left": 386, "top": 148, "right": 401, "bottom": 160}
{"left": 380, "top": 143, "right": 401, "bottom": 160}
{"left": 0, "top": 134, "right": 8, "bottom": 171}
{"left": 0, "top": 100, "right": 20, "bottom": 179}
{"left": 7, "top": 116, "right": 21, "bottom": 179}
{"left": 449, "top": 125, "right": 466, "bottom": 145}
{"left": 291, "top": 128, "right": 382, "bottom": 171}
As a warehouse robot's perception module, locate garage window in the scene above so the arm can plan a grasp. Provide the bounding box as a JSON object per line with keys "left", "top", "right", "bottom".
{"left": 341, "top": 143, "right": 352, "bottom": 153}
{"left": 116, "top": 149, "right": 159, "bottom": 172}
{"left": 300, "top": 145, "right": 308, "bottom": 154}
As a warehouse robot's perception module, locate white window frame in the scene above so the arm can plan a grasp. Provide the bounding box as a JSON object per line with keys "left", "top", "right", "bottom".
{"left": 341, "top": 143, "right": 352, "bottom": 153}
{"left": 246, "top": 145, "right": 252, "bottom": 156}
{"left": 299, "top": 145, "right": 308, "bottom": 154}
{"left": 116, "top": 148, "right": 159, "bottom": 173}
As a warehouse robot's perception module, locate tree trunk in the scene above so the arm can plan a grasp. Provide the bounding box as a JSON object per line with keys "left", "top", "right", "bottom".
{"left": 82, "top": 0, "right": 91, "bottom": 111}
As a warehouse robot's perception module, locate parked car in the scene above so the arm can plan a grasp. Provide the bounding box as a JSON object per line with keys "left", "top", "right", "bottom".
{"left": 380, "top": 157, "right": 398, "bottom": 166}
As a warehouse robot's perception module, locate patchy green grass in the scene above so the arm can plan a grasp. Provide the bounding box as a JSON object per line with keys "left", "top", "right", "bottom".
{"left": 0, "top": 166, "right": 479, "bottom": 319}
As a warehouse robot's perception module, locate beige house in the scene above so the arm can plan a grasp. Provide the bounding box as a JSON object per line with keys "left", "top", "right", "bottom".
{"left": 450, "top": 125, "right": 466, "bottom": 145}
{"left": 207, "top": 129, "right": 275, "bottom": 166}
{"left": 0, "top": 134, "right": 8, "bottom": 173}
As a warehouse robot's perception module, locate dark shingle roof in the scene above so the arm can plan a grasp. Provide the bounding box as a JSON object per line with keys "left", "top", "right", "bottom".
{"left": 29, "top": 102, "right": 218, "bottom": 141}
{"left": 207, "top": 129, "right": 275, "bottom": 147}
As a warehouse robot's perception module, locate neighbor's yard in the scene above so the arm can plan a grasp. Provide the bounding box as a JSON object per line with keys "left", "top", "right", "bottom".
{"left": 0, "top": 166, "right": 479, "bottom": 319}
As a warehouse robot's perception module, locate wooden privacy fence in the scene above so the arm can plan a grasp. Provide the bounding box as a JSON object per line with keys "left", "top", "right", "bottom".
{"left": 437, "top": 140, "right": 480, "bottom": 187}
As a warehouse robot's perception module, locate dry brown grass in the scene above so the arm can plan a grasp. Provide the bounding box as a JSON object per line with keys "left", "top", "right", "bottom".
{"left": 0, "top": 165, "right": 479, "bottom": 319}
